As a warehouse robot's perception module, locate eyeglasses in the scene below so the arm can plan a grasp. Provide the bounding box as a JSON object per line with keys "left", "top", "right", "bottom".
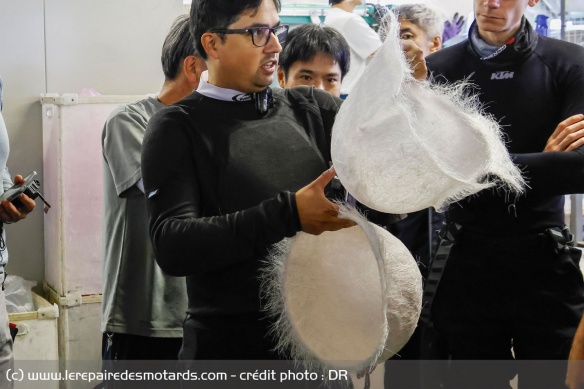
{"left": 210, "top": 25, "right": 289, "bottom": 47}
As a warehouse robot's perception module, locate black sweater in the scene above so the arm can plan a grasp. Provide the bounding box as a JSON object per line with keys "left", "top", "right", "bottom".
{"left": 141, "top": 87, "right": 341, "bottom": 316}
{"left": 426, "top": 20, "right": 584, "bottom": 234}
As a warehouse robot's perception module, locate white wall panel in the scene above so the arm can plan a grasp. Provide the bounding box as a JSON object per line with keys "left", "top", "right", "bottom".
{"left": 44, "top": 0, "right": 183, "bottom": 95}
{"left": 0, "top": 0, "right": 183, "bottom": 282}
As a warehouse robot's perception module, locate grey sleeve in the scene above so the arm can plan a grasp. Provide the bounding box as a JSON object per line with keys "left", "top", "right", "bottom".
{"left": 2, "top": 167, "right": 12, "bottom": 192}
{"left": 102, "top": 108, "right": 148, "bottom": 198}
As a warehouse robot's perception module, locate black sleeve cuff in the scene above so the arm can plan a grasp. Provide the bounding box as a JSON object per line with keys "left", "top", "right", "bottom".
{"left": 287, "top": 191, "right": 302, "bottom": 233}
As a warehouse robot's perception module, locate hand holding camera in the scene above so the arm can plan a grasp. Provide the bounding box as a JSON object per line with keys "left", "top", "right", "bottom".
{"left": 0, "top": 171, "right": 50, "bottom": 223}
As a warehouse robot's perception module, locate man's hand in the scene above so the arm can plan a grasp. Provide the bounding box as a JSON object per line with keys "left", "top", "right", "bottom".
{"left": 401, "top": 40, "right": 428, "bottom": 81}
{"left": 567, "top": 315, "right": 584, "bottom": 389}
{"left": 296, "top": 167, "right": 356, "bottom": 235}
{"left": 0, "top": 174, "right": 36, "bottom": 223}
{"left": 544, "top": 114, "right": 584, "bottom": 152}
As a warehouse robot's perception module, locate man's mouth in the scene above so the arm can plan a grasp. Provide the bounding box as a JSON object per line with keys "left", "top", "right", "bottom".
{"left": 262, "top": 60, "right": 278, "bottom": 71}
{"left": 480, "top": 14, "right": 503, "bottom": 20}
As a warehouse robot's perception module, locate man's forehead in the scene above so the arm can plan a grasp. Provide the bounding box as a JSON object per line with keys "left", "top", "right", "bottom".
{"left": 297, "top": 67, "right": 341, "bottom": 75}
{"left": 400, "top": 20, "right": 421, "bottom": 29}
{"left": 294, "top": 58, "right": 342, "bottom": 74}
{"left": 230, "top": 0, "right": 280, "bottom": 26}
{"left": 300, "top": 52, "right": 338, "bottom": 64}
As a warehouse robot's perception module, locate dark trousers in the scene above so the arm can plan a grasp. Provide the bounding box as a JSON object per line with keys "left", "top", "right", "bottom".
{"left": 178, "top": 313, "right": 351, "bottom": 389}
{"left": 179, "top": 312, "right": 279, "bottom": 360}
{"left": 384, "top": 325, "right": 423, "bottom": 388}
{"left": 100, "top": 332, "right": 183, "bottom": 388}
{"left": 102, "top": 332, "right": 182, "bottom": 361}
{"left": 431, "top": 229, "right": 584, "bottom": 388}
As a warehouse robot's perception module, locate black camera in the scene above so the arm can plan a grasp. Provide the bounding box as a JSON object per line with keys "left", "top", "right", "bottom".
{"left": 0, "top": 171, "right": 51, "bottom": 213}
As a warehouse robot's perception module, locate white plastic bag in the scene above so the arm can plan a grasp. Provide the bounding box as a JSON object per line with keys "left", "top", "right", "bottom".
{"left": 4, "top": 275, "right": 36, "bottom": 313}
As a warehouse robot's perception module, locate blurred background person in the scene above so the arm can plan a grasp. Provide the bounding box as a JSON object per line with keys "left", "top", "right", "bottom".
{"left": 101, "top": 15, "right": 206, "bottom": 368}
{"left": 324, "top": 0, "right": 382, "bottom": 97}
{"left": 278, "top": 23, "right": 350, "bottom": 98}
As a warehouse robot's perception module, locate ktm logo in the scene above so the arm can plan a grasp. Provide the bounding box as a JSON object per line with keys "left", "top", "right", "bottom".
{"left": 491, "top": 71, "right": 514, "bottom": 80}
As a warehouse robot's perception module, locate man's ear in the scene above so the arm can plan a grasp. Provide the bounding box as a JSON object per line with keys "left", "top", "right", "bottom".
{"left": 183, "top": 56, "right": 207, "bottom": 88}
{"left": 429, "top": 35, "right": 442, "bottom": 53}
{"left": 528, "top": 0, "right": 540, "bottom": 7}
{"left": 201, "top": 32, "right": 221, "bottom": 60}
{"left": 277, "top": 67, "right": 287, "bottom": 88}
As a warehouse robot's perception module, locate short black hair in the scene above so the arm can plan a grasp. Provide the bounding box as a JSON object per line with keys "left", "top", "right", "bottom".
{"left": 329, "top": 0, "right": 344, "bottom": 5}
{"left": 161, "top": 15, "right": 197, "bottom": 80}
{"left": 190, "top": 0, "right": 282, "bottom": 60}
{"left": 279, "top": 24, "right": 350, "bottom": 80}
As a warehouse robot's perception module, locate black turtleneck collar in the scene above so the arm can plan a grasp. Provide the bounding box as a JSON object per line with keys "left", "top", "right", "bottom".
{"left": 468, "top": 17, "right": 538, "bottom": 66}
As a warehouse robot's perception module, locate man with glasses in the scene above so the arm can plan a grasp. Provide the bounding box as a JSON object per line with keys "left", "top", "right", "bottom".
{"left": 141, "top": 0, "right": 355, "bottom": 360}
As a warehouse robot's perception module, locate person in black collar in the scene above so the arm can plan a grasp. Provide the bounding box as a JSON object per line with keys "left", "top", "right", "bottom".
{"left": 141, "top": 0, "right": 355, "bottom": 361}
{"left": 425, "top": 0, "right": 584, "bottom": 387}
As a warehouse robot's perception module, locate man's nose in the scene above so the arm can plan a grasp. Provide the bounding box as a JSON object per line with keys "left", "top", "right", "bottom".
{"left": 484, "top": 0, "right": 501, "bottom": 8}
{"left": 265, "top": 31, "right": 282, "bottom": 53}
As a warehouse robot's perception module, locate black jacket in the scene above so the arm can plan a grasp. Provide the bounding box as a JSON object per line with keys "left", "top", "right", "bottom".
{"left": 426, "top": 19, "right": 584, "bottom": 234}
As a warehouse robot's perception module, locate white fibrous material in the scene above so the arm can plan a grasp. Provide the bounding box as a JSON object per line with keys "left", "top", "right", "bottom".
{"left": 331, "top": 12, "right": 525, "bottom": 214}
{"left": 261, "top": 208, "right": 422, "bottom": 375}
